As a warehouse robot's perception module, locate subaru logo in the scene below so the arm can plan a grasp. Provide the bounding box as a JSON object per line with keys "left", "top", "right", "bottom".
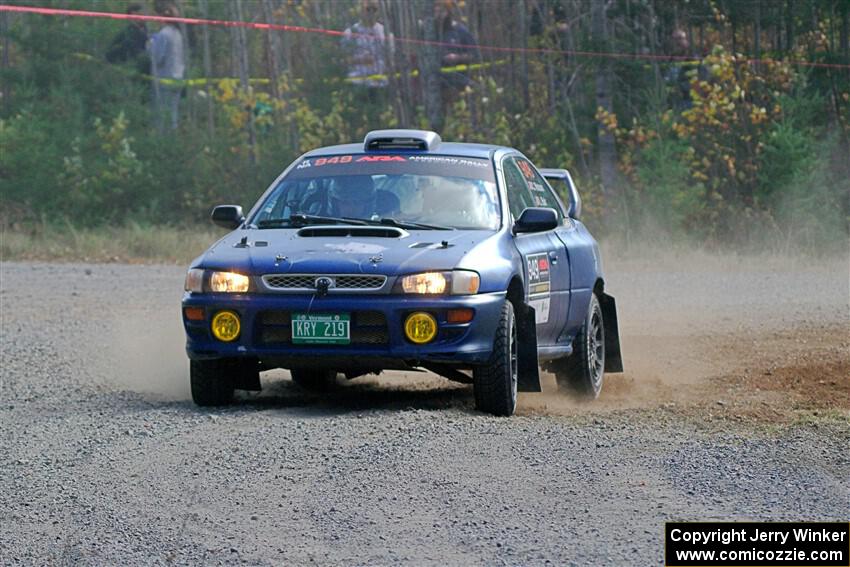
{"left": 314, "top": 276, "right": 334, "bottom": 297}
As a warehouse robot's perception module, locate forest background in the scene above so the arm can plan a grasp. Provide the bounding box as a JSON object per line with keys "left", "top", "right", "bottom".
{"left": 1, "top": 0, "right": 848, "bottom": 260}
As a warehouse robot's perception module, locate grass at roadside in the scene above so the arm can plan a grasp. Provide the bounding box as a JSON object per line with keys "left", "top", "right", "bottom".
{"left": 2, "top": 222, "right": 847, "bottom": 265}
{"left": 1, "top": 223, "right": 226, "bottom": 264}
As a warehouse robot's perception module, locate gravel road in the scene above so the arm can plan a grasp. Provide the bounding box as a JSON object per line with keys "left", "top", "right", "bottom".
{"left": 1, "top": 255, "right": 848, "bottom": 565}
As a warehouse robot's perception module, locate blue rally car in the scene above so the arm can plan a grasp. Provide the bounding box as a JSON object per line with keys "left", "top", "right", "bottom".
{"left": 182, "top": 130, "right": 622, "bottom": 416}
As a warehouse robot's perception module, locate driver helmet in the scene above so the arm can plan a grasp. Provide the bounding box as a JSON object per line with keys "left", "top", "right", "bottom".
{"left": 329, "top": 175, "right": 375, "bottom": 217}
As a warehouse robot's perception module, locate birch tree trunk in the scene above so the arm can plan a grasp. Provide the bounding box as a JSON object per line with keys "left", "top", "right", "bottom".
{"left": 261, "top": 0, "right": 282, "bottom": 103}
{"left": 1, "top": 12, "right": 10, "bottom": 114}
{"left": 754, "top": 0, "right": 761, "bottom": 72}
{"left": 198, "top": 0, "right": 214, "bottom": 136}
{"left": 420, "top": 0, "right": 443, "bottom": 131}
{"left": 591, "top": 0, "right": 618, "bottom": 210}
{"left": 519, "top": 0, "right": 529, "bottom": 111}
{"left": 231, "top": 0, "right": 257, "bottom": 164}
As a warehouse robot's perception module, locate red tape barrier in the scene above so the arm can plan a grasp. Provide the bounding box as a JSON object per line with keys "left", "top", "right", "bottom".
{"left": 2, "top": 3, "right": 850, "bottom": 70}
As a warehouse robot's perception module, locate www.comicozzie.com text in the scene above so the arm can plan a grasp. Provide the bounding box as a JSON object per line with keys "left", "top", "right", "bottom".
{"left": 670, "top": 526, "right": 848, "bottom": 546}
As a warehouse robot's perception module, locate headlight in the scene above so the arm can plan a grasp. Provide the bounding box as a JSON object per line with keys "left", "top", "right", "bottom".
{"left": 209, "top": 271, "right": 250, "bottom": 293}
{"left": 400, "top": 272, "right": 447, "bottom": 294}
{"left": 184, "top": 269, "right": 251, "bottom": 293}
{"left": 397, "top": 270, "right": 479, "bottom": 295}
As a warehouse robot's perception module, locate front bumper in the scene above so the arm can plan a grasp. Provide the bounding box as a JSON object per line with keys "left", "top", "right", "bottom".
{"left": 182, "top": 291, "right": 506, "bottom": 367}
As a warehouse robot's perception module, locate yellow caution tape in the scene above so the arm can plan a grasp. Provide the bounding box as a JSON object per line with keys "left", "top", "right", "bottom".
{"left": 73, "top": 52, "right": 505, "bottom": 89}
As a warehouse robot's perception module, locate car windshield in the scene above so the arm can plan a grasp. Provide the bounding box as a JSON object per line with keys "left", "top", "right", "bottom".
{"left": 250, "top": 154, "right": 500, "bottom": 230}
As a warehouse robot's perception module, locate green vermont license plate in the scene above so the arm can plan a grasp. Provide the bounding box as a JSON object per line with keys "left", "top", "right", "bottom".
{"left": 291, "top": 313, "right": 350, "bottom": 345}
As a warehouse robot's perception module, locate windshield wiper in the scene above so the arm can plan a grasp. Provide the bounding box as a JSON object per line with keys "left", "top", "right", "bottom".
{"left": 257, "top": 214, "right": 369, "bottom": 228}
{"left": 375, "top": 217, "right": 454, "bottom": 230}
{"left": 257, "top": 215, "right": 452, "bottom": 230}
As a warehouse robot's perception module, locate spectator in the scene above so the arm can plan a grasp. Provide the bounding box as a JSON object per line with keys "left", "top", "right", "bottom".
{"left": 342, "top": 0, "right": 392, "bottom": 104}
{"left": 434, "top": 0, "right": 477, "bottom": 94}
{"left": 664, "top": 28, "right": 705, "bottom": 111}
{"left": 148, "top": 0, "right": 185, "bottom": 131}
{"left": 105, "top": 3, "right": 149, "bottom": 75}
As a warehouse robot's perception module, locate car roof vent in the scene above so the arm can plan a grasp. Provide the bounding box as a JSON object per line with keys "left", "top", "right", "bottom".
{"left": 364, "top": 129, "right": 441, "bottom": 152}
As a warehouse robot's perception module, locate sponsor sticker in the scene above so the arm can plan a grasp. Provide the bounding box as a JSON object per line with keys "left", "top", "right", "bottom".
{"left": 517, "top": 159, "right": 536, "bottom": 180}
{"left": 526, "top": 252, "right": 551, "bottom": 297}
{"left": 529, "top": 297, "right": 550, "bottom": 324}
{"left": 315, "top": 155, "right": 354, "bottom": 166}
{"left": 407, "top": 155, "right": 489, "bottom": 168}
{"left": 355, "top": 155, "right": 406, "bottom": 162}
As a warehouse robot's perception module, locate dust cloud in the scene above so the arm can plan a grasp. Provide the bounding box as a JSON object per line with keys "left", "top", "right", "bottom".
{"left": 519, "top": 246, "right": 850, "bottom": 416}
{"left": 96, "top": 246, "right": 848, "bottom": 413}
{"left": 107, "top": 310, "right": 191, "bottom": 400}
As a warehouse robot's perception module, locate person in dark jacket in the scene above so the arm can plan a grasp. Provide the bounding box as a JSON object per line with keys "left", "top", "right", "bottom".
{"left": 105, "top": 3, "right": 149, "bottom": 74}
{"left": 664, "top": 29, "right": 706, "bottom": 111}
{"left": 435, "top": 0, "right": 477, "bottom": 93}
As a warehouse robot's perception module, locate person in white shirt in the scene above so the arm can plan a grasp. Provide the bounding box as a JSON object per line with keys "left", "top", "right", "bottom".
{"left": 342, "top": 0, "right": 393, "bottom": 103}
{"left": 148, "top": 0, "right": 185, "bottom": 131}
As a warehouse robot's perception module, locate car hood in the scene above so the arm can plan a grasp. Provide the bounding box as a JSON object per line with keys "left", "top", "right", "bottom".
{"left": 197, "top": 227, "right": 495, "bottom": 276}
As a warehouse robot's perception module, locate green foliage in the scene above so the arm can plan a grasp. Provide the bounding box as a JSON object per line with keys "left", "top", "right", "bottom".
{"left": 57, "top": 112, "right": 149, "bottom": 222}
{"left": 761, "top": 130, "right": 849, "bottom": 250}
{"left": 633, "top": 138, "right": 704, "bottom": 231}
{"left": 0, "top": 0, "right": 847, "bottom": 254}
{"left": 0, "top": 110, "right": 63, "bottom": 221}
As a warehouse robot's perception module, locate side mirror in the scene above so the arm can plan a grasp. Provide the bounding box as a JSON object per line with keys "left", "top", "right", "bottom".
{"left": 513, "top": 207, "right": 559, "bottom": 234}
{"left": 211, "top": 205, "right": 244, "bottom": 229}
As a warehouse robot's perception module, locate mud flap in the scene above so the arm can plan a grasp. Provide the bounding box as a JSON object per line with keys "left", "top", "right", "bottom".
{"left": 599, "top": 293, "right": 623, "bottom": 373}
{"left": 516, "top": 302, "right": 541, "bottom": 392}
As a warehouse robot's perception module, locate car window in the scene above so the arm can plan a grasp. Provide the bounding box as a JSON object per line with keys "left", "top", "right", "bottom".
{"left": 503, "top": 158, "right": 535, "bottom": 220}
{"left": 252, "top": 154, "right": 500, "bottom": 230}
{"left": 515, "top": 158, "right": 565, "bottom": 220}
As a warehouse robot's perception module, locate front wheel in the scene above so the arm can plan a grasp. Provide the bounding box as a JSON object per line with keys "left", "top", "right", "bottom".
{"left": 473, "top": 300, "right": 518, "bottom": 416}
{"left": 190, "top": 359, "right": 236, "bottom": 406}
{"left": 554, "top": 294, "right": 604, "bottom": 399}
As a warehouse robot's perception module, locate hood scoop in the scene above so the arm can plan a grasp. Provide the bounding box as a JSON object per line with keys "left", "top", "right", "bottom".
{"left": 297, "top": 226, "right": 406, "bottom": 238}
{"left": 409, "top": 241, "right": 453, "bottom": 249}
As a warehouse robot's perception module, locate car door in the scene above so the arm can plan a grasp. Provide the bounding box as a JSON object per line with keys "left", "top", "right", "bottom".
{"left": 540, "top": 170, "right": 599, "bottom": 341}
{"left": 503, "top": 156, "right": 570, "bottom": 347}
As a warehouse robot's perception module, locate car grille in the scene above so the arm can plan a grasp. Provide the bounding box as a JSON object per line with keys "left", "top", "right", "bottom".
{"left": 262, "top": 274, "right": 387, "bottom": 291}
{"left": 256, "top": 310, "right": 389, "bottom": 345}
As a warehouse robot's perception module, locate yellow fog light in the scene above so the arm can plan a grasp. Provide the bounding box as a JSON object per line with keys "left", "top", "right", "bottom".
{"left": 211, "top": 310, "right": 241, "bottom": 342}
{"left": 404, "top": 312, "right": 438, "bottom": 344}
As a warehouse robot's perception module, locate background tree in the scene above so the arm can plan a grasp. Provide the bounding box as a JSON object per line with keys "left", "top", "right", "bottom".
{"left": 0, "top": 0, "right": 847, "bottom": 251}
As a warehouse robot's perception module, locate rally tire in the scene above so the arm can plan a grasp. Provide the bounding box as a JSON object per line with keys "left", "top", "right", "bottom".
{"left": 555, "top": 293, "right": 604, "bottom": 399}
{"left": 290, "top": 368, "right": 337, "bottom": 391}
{"left": 473, "top": 300, "right": 518, "bottom": 416}
{"left": 190, "top": 359, "right": 235, "bottom": 406}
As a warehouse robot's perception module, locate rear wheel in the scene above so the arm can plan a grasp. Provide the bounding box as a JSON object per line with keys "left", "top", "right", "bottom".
{"left": 289, "top": 368, "right": 337, "bottom": 391}
{"left": 554, "top": 294, "right": 604, "bottom": 399}
{"left": 190, "top": 359, "right": 236, "bottom": 406}
{"left": 473, "top": 300, "right": 518, "bottom": 416}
